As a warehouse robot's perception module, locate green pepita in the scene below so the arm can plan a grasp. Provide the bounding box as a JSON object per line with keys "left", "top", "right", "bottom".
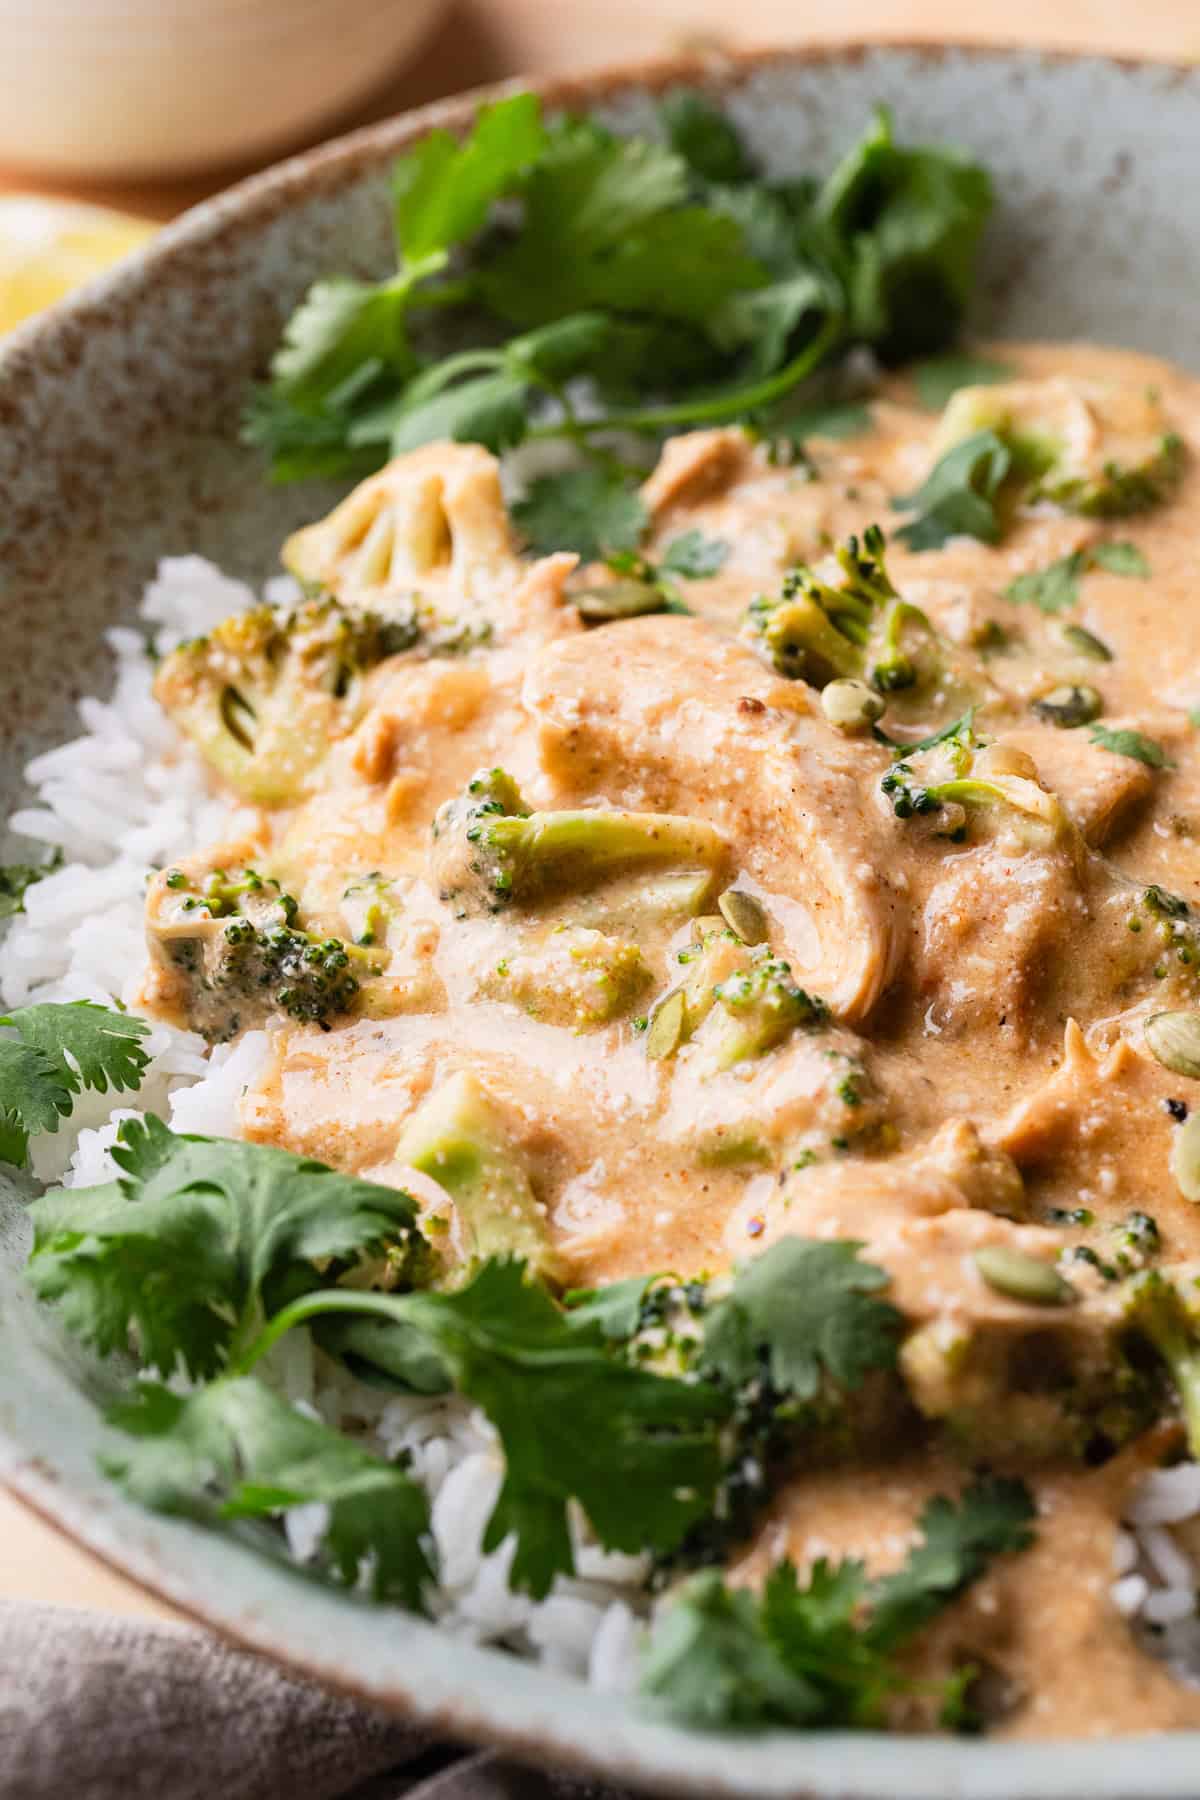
{"left": 717, "top": 888, "right": 768, "bottom": 945}
{"left": 572, "top": 577, "right": 666, "bottom": 623}
{"left": 1171, "top": 1111, "right": 1200, "bottom": 1203}
{"left": 1058, "top": 622, "right": 1113, "bottom": 662}
{"left": 645, "top": 988, "right": 686, "bottom": 1061}
{"left": 973, "top": 1245, "right": 1075, "bottom": 1306}
{"left": 1145, "top": 1011, "right": 1200, "bottom": 1080}
{"left": 1032, "top": 684, "right": 1103, "bottom": 729}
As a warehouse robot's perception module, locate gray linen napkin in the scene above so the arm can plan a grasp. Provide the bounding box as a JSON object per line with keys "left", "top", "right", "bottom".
{"left": 0, "top": 1601, "right": 631, "bottom": 1800}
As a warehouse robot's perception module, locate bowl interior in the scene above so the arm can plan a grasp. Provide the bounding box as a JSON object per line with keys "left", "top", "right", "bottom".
{"left": 2, "top": 43, "right": 1200, "bottom": 1799}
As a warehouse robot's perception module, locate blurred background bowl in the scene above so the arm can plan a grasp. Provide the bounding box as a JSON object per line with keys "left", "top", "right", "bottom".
{"left": 0, "top": 0, "right": 449, "bottom": 179}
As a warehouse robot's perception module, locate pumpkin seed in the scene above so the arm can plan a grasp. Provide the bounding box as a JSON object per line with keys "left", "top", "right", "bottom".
{"left": 820, "top": 677, "right": 885, "bottom": 735}
{"left": 1145, "top": 1011, "right": 1200, "bottom": 1080}
{"left": 573, "top": 577, "right": 665, "bottom": 622}
{"left": 1032, "top": 683, "right": 1102, "bottom": 729}
{"left": 718, "top": 888, "right": 768, "bottom": 945}
{"left": 1058, "top": 621, "right": 1113, "bottom": 662}
{"left": 1171, "top": 1111, "right": 1200, "bottom": 1203}
{"left": 645, "top": 988, "right": 685, "bottom": 1061}
{"left": 973, "top": 1245, "right": 1075, "bottom": 1306}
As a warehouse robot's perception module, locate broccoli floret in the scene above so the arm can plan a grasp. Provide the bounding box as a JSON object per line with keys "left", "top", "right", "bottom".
{"left": 745, "top": 526, "right": 936, "bottom": 695}
{"left": 709, "top": 948, "right": 829, "bottom": 1070}
{"left": 880, "top": 731, "right": 1068, "bottom": 845}
{"left": 1125, "top": 1272, "right": 1200, "bottom": 1456}
{"left": 394, "top": 1070, "right": 563, "bottom": 1284}
{"left": 480, "top": 925, "right": 650, "bottom": 1028}
{"left": 431, "top": 768, "right": 727, "bottom": 916}
{"left": 899, "top": 1310, "right": 1158, "bottom": 1463}
{"left": 153, "top": 596, "right": 418, "bottom": 806}
{"left": 646, "top": 926, "right": 829, "bottom": 1072}
{"left": 146, "top": 864, "right": 376, "bottom": 1042}
{"left": 933, "top": 379, "right": 1185, "bottom": 519}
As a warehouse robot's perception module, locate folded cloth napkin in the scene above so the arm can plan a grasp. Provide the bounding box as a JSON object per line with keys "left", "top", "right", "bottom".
{"left": 0, "top": 1601, "right": 631, "bottom": 1800}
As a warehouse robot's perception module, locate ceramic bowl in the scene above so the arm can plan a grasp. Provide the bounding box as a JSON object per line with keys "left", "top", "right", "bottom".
{"left": 2, "top": 44, "right": 1200, "bottom": 1799}
{"left": 0, "top": 0, "right": 447, "bottom": 179}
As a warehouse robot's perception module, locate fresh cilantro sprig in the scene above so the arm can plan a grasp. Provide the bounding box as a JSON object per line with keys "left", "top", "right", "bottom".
{"left": 513, "top": 465, "right": 648, "bottom": 561}
{"left": 0, "top": 1000, "right": 152, "bottom": 1167}
{"left": 104, "top": 1375, "right": 433, "bottom": 1609}
{"left": 28, "top": 1114, "right": 425, "bottom": 1378}
{"left": 641, "top": 1476, "right": 1036, "bottom": 1730}
{"left": 247, "top": 92, "right": 994, "bottom": 547}
{"left": 238, "top": 1259, "right": 730, "bottom": 1599}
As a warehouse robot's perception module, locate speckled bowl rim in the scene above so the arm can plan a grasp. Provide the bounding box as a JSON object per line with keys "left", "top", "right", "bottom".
{"left": 4, "top": 41, "right": 1200, "bottom": 1799}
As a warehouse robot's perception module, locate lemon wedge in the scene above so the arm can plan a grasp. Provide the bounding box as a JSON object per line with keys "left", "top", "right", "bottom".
{"left": 0, "top": 196, "right": 156, "bottom": 333}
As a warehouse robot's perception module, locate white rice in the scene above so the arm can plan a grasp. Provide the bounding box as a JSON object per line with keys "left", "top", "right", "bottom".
{"left": 3, "top": 552, "right": 1197, "bottom": 1692}
{"left": 0, "top": 556, "right": 646, "bottom": 1686}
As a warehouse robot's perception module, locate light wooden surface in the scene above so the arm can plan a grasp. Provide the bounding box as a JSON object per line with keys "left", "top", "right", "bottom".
{"left": 2, "top": 0, "right": 1199, "bottom": 1622}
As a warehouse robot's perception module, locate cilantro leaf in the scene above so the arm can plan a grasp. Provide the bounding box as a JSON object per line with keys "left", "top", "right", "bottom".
{"left": 700, "top": 1237, "right": 902, "bottom": 1400}
{"left": 641, "top": 1476, "right": 1035, "bottom": 1730}
{"left": 661, "top": 89, "right": 757, "bottom": 185}
{"left": 28, "top": 1115, "right": 423, "bottom": 1378}
{"left": 266, "top": 277, "right": 416, "bottom": 410}
{"left": 400, "top": 1259, "right": 728, "bottom": 1597}
{"left": 1088, "top": 725, "right": 1173, "bottom": 768}
{"left": 0, "top": 1000, "right": 152, "bottom": 1167}
{"left": 1004, "top": 550, "right": 1087, "bottom": 615}
{"left": 0, "top": 1041, "right": 71, "bottom": 1168}
{"left": 0, "top": 848, "right": 62, "bottom": 920}
{"left": 894, "top": 428, "right": 1011, "bottom": 549}
{"left": 391, "top": 92, "right": 544, "bottom": 264}
{"left": 563, "top": 1274, "right": 656, "bottom": 1340}
{"left": 659, "top": 530, "right": 729, "bottom": 579}
{"left": 641, "top": 1568, "right": 824, "bottom": 1728}
{"left": 7, "top": 1000, "right": 152, "bottom": 1096}
{"left": 479, "top": 124, "right": 767, "bottom": 331}
{"left": 912, "top": 352, "right": 1013, "bottom": 411}
{"left": 104, "top": 1376, "right": 432, "bottom": 1608}
{"left": 1005, "top": 540, "right": 1149, "bottom": 613}
{"left": 1089, "top": 540, "right": 1150, "bottom": 577}
{"left": 816, "top": 108, "right": 993, "bottom": 362}
{"left": 385, "top": 370, "right": 530, "bottom": 458}
{"left": 512, "top": 468, "right": 649, "bottom": 560}
{"left": 867, "top": 1475, "right": 1036, "bottom": 1649}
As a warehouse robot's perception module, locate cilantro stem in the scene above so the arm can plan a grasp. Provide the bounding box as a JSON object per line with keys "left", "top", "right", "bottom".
{"left": 531, "top": 315, "right": 843, "bottom": 440}
{"left": 233, "top": 1288, "right": 406, "bottom": 1376}
{"left": 405, "top": 276, "right": 479, "bottom": 312}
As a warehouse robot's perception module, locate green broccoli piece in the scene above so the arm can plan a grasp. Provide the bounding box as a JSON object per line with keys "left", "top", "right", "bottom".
{"left": 745, "top": 526, "right": 937, "bottom": 695}
{"left": 146, "top": 865, "right": 376, "bottom": 1042}
{"left": 394, "top": 1070, "right": 563, "bottom": 1284}
{"left": 154, "top": 596, "right": 418, "bottom": 806}
{"left": 933, "top": 379, "right": 1185, "bottom": 520}
{"left": 481, "top": 925, "right": 650, "bottom": 1028}
{"left": 709, "top": 948, "right": 829, "bottom": 1070}
{"left": 1125, "top": 1272, "right": 1200, "bottom": 1456}
{"left": 879, "top": 726, "right": 1068, "bottom": 845}
{"left": 431, "top": 767, "right": 727, "bottom": 916}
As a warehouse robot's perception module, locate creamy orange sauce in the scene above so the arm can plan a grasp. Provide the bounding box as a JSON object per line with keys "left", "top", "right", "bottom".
{"left": 142, "top": 343, "right": 1200, "bottom": 1734}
